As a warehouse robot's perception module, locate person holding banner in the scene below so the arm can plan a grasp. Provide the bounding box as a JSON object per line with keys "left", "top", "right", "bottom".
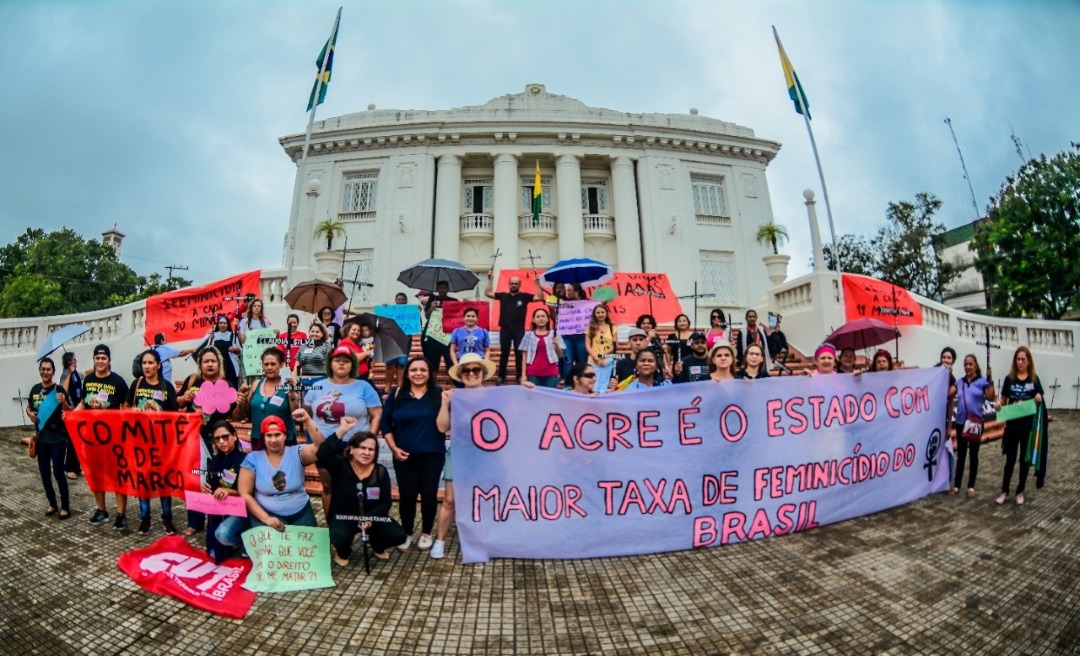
{"left": 126, "top": 348, "right": 180, "bottom": 535}
{"left": 431, "top": 353, "right": 497, "bottom": 559}
{"left": 635, "top": 314, "right": 668, "bottom": 380}
{"left": 420, "top": 282, "right": 457, "bottom": 378}
{"left": 382, "top": 293, "right": 412, "bottom": 390}
{"left": 449, "top": 308, "right": 491, "bottom": 368}
{"left": 735, "top": 343, "right": 770, "bottom": 380}
{"left": 559, "top": 284, "right": 590, "bottom": 375}
{"left": 237, "top": 298, "right": 271, "bottom": 341}
{"left": 317, "top": 425, "right": 407, "bottom": 566}
{"left": 952, "top": 355, "right": 994, "bottom": 498}
{"left": 198, "top": 316, "right": 242, "bottom": 387}
{"left": 239, "top": 415, "right": 325, "bottom": 531}
{"left": 178, "top": 346, "right": 238, "bottom": 536}
{"left": 735, "top": 310, "right": 773, "bottom": 371}
{"left": 28, "top": 357, "right": 73, "bottom": 520}
{"left": 276, "top": 314, "right": 307, "bottom": 371}
{"left": 838, "top": 348, "right": 859, "bottom": 374}
{"left": 585, "top": 304, "right": 617, "bottom": 393}
{"left": 621, "top": 349, "right": 671, "bottom": 391}
{"left": 674, "top": 332, "right": 711, "bottom": 383}
{"left": 297, "top": 322, "right": 332, "bottom": 382}
{"left": 519, "top": 306, "right": 563, "bottom": 389}
{"left": 381, "top": 357, "right": 445, "bottom": 552}
{"left": 995, "top": 346, "right": 1045, "bottom": 506}
{"left": 613, "top": 328, "right": 650, "bottom": 390}
{"left": 59, "top": 352, "right": 83, "bottom": 480}
{"left": 810, "top": 344, "right": 838, "bottom": 376}
{"left": 708, "top": 343, "right": 737, "bottom": 382}
{"left": 236, "top": 348, "right": 299, "bottom": 451}
{"left": 567, "top": 362, "right": 598, "bottom": 395}
{"left": 203, "top": 420, "right": 249, "bottom": 564}
{"left": 77, "top": 344, "right": 130, "bottom": 529}
{"left": 869, "top": 349, "right": 894, "bottom": 372}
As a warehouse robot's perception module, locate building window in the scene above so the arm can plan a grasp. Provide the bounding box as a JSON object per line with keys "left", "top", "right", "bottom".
{"left": 341, "top": 173, "right": 378, "bottom": 221}
{"left": 691, "top": 176, "right": 728, "bottom": 220}
{"left": 581, "top": 179, "right": 609, "bottom": 215}
{"left": 463, "top": 179, "right": 493, "bottom": 214}
{"left": 342, "top": 248, "right": 374, "bottom": 305}
{"left": 520, "top": 177, "right": 552, "bottom": 212}
{"left": 700, "top": 250, "right": 735, "bottom": 305}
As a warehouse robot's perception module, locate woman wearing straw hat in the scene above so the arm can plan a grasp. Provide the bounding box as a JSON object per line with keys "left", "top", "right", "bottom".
{"left": 431, "top": 353, "right": 496, "bottom": 559}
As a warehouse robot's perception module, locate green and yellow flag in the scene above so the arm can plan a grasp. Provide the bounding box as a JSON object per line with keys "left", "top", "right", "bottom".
{"left": 532, "top": 161, "right": 543, "bottom": 225}
{"left": 307, "top": 9, "right": 341, "bottom": 112}
{"left": 773, "top": 27, "right": 810, "bottom": 120}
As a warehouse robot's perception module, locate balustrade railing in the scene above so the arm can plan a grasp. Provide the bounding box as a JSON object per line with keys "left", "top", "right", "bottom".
{"left": 582, "top": 214, "right": 614, "bottom": 237}
{"left": 518, "top": 213, "right": 558, "bottom": 234}
{"left": 338, "top": 210, "right": 376, "bottom": 222}
{"left": 460, "top": 213, "right": 494, "bottom": 234}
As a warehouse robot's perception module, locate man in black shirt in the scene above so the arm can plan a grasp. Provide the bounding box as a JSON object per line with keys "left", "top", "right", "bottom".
{"left": 485, "top": 271, "right": 540, "bottom": 385}
{"left": 674, "top": 332, "right": 711, "bottom": 383}
{"left": 76, "top": 344, "right": 131, "bottom": 530}
{"left": 613, "top": 328, "right": 651, "bottom": 389}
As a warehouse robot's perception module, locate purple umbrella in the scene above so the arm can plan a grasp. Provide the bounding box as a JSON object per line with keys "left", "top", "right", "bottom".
{"left": 824, "top": 318, "right": 900, "bottom": 352}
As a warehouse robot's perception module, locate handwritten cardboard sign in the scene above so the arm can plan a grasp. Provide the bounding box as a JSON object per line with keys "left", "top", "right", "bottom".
{"left": 184, "top": 491, "right": 248, "bottom": 517}
{"left": 240, "top": 526, "right": 335, "bottom": 593}
{"left": 63, "top": 410, "right": 201, "bottom": 498}
{"left": 374, "top": 304, "right": 422, "bottom": 335}
{"left": 242, "top": 328, "right": 279, "bottom": 374}
{"left": 552, "top": 300, "right": 599, "bottom": 335}
{"left": 423, "top": 307, "right": 451, "bottom": 346}
{"left": 144, "top": 270, "right": 261, "bottom": 343}
{"left": 441, "top": 300, "right": 491, "bottom": 332}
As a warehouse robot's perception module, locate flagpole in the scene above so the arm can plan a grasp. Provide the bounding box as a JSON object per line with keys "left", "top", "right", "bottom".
{"left": 288, "top": 7, "right": 343, "bottom": 272}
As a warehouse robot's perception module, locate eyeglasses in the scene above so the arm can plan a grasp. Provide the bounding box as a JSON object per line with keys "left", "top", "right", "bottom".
{"left": 460, "top": 367, "right": 484, "bottom": 375}
{"left": 212, "top": 434, "right": 233, "bottom": 442}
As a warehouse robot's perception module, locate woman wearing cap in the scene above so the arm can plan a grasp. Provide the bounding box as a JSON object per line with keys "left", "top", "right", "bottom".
{"left": 381, "top": 356, "right": 446, "bottom": 553}
{"left": 177, "top": 346, "right": 238, "bottom": 535}
{"left": 203, "top": 420, "right": 249, "bottom": 563}
{"left": 236, "top": 347, "right": 299, "bottom": 451}
{"left": 809, "top": 344, "right": 838, "bottom": 375}
{"left": 869, "top": 350, "right": 894, "bottom": 372}
{"left": 585, "top": 304, "right": 617, "bottom": 393}
{"left": 431, "top": 352, "right": 496, "bottom": 559}
{"left": 126, "top": 348, "right": 179, "bottom": 536}
{"left": 709, "top": 343, "right": 737, "bottom": 382}
{"left": 620, "top": 349, "right": 671, "bottom": 391}
{"left": 238, "top": 412, "right": 328, "bottom": 531}
{"left": 735, "top": 343, "right": 770, "bottom": 380}
{"left": 303, "top": 346, "right": 382, "bottom": 519}
{"left": 519, "top": 306, "right": 563, "bottom": 389}
{"left": 317, "top": 426, "right": 407, "bottom": 566}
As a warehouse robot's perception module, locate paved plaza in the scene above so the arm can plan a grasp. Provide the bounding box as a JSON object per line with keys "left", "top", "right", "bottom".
{"left": 0, "top": 413, "right": 1076, "bottom": 656}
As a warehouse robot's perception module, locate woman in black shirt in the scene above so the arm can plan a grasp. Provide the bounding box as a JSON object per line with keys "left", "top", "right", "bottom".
{"left": 28, "top": 357, "right": 73, "bottom": 519}
{"left": 995, "top": 346, "right": 1044, "bottom": 506}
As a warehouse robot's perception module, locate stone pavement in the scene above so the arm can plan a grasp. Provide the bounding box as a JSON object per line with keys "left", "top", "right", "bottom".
{"left": 0, "top": 414, "right": 1076, "bottom": 656}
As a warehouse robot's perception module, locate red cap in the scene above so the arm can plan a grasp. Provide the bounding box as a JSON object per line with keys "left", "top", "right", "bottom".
{"left": 331, "top": 345, "right": 355, "bottom": 359}
{"left": 261, "top": 416, "right": 286, "bottom": 435}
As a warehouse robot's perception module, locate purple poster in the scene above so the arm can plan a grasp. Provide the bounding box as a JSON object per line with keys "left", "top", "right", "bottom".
{"left": 451, "top": 368, "right": 949, "bottom": 563}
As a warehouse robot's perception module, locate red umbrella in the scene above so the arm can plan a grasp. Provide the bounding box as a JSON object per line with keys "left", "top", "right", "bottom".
{"left": 824, "top": 318, "right": 900, "bottom": 352}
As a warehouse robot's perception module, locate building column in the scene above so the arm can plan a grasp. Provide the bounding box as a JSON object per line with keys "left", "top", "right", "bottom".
{"left": 555, "top": 154, "right": 585, "bottom": 260}
{"left": 611, "top": 156, "right": 643, "bottom": 271}
{"left": 493, "top": 153, "right": 519, "bottom": 269}
{"left": 433, "top": 154, "right": 462, "bottom": 261}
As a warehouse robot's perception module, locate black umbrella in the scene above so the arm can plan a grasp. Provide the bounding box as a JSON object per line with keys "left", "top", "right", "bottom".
{"left": 351, "top": 313, "right": 411, "bottom": 362}
{"left": 397, "top": 258, "right": 479, "bottom": 293}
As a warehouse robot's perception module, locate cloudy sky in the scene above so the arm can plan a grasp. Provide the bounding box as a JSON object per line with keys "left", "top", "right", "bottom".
{"left": 1, "top": 0, "right": 1076, "bottom": 285}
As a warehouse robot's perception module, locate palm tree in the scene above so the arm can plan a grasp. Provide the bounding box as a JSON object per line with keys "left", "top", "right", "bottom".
{"left": 313, "top": 218, "right": 346, "bottom": 251}
{"left": 756, "top": 221, "right": 789, "bottom": 255}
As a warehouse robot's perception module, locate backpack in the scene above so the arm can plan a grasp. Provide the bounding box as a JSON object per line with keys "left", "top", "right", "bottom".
{"left": 132, "top": 354, "right": 143, "bottom": 378}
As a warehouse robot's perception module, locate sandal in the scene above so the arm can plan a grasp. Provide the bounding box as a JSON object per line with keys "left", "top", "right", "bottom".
{"left": 66, "top": 472, "right": 78, "bottom": 480}
{"left": 45, "top": 507, "right": 57, "bottom": 516}
{"left": 59, "top": 510, "right": 71, "bottom": 520}
{"left": 182, "top": 527, "right": 201, "bottom": 537}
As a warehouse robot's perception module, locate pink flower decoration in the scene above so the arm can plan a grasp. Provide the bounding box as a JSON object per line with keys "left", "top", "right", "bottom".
{"left": 193, "top": 379, "right": 238, "bottom": 415}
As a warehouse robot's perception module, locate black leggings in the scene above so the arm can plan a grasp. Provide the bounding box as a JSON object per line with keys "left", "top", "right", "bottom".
{"left": 37, "top": 441, "right": 69, "bottom": 512}
{"left": 953, "top": 426, "right": 981, "bottom": 489}
{"left": 421, "top": 338, "right": 453, "bottom": 378}
{"left": 329, "top": 518, "right": 408, "bottom": 558}
{"left": 393, "top": 452, "right": 445, "bottom": 535}
{"left": 1001, "top": 420, "right": 1032, "bottom": 494}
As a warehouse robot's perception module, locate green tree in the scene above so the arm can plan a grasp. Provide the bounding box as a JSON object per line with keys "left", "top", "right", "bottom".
{"left": 0, "top": 227, "right": 190, "bottom": 318}
{"left": 313, "top": 218, "right": 346, "bottom": 250}
{"left": 823, "top": 234, "right": 880, "bottom": 276}
{"left": 972, "top": 143, "right": 1080, "bottom": 319}
{"left": 874, "top": 193, "right": 958, "bottom": 301}
{"left": 755, "top": 221, "right": 789, "bottom": 255}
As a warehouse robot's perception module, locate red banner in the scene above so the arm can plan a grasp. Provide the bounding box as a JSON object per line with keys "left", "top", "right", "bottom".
{"left": 842, "top": 273, "right": 923, "bottom": 325}
{"left": 118, "top": 536, "right": 256, "bottom": 619}
{"left": 144, "top": 270, "right": 262, "bottom": 343}
{"left": 491, "top": 269, "right": 682, "bottom": 328}
{"left": 63, "top": 410, "right": 202, "bottom": 498}
{"left": 441, "top": 300, "right": 491, "bottom": 332}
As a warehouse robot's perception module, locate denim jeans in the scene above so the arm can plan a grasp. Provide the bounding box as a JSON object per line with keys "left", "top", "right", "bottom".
{"left": 139, "top": 496, "right": 173, "bottom": 519}
{"left": 527, "top": 375, "right": 560, "bottom": 388}
{"left": 214, "top": 514, "right": 250, "bottom": 547}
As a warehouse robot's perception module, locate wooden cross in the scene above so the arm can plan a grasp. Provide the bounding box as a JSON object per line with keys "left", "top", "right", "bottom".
{"left": 974, "top": 327, "right": 1001, "bottom": 372}
{"left": 521, "top": 249, "right": 542, "bottom": 268}
{"left": 1047, "top": 378, "right": 1060, "bottom": 407}
{"left": 677, "top": 282, "right": 715, "bottom": 331}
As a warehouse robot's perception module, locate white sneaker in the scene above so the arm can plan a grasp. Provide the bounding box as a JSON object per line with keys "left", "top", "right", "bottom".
{"left": 417, "top": 534, "right": 434, "bottom": 551}
{"left": 430, "top": 539, "right": 446, "bottom": 560}
{"left": 396, "top": 536, "right": 412, "bottom": 552}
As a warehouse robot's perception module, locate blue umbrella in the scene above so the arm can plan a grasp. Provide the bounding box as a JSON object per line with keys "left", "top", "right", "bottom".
{"left": 36, "top": 323, "right": 90, "bottom": 361}
{"left": 397, "top": 258, "right": 480, "bottom": 293}
{"left": 538, "top": 258, "right": 615, "bottom": 288}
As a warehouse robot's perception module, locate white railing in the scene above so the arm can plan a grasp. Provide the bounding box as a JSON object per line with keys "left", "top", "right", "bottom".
{"left": 518, "top": 213, "right": 558, "bottom": 234}
{"left": 696, "top": 214, "right": 731, "bottom": 226}
{"left": 460, "top": 213, "right": 494, "bottom": 235}
{"left": 582, "top": 214, "right": 614, "bottom": 237}
{"left": 775, "top": 280, "right": 814, "bottom": 313}
{"left": 919, "top": 303, "right": 951, "bottom": 334}
{"left": 338, "top": 210, "right": 376, "bottom": 222}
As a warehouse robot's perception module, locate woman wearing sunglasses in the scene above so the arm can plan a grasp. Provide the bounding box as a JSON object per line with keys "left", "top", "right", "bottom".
{"left": 431, "top": 353, "right": 497, "bottom": 559}
{"left": 566, "top": 362, "right": 599, "bottom": 396}
{"left": 203, "top": 421, "right": 249, "bottom": 564}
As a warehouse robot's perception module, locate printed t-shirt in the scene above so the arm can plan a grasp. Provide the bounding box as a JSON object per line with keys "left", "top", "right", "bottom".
{"left": 240, "top": 445, "right": 309, "bottom": 517}
{"left": 494, "top": 291, "right": 532, "bottom": 330}
{"left": 304, "top": 379, "right": 381, "bottom": 441}
{"left": 675, "top": 356, "right": 711, "bottom": 383}
{"left": 30, "top": 383, "right": 68, "bottom": 444}
{"left": 81, "top": 372, "right": 129, "bottom": 410}
{"left": 126, "top": 378, "right": 179, "bottom": 411}
{"left": 450, "top": 326, "right": 490, "bottom": 359}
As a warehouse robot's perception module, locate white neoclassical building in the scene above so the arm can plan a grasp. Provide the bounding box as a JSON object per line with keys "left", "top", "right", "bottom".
{"left": 279, "top": 84, "right": 784, "bottom": 325}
